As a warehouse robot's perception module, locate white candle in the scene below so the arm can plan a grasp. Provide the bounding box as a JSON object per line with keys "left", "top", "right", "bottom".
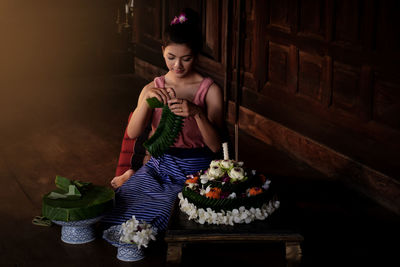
{"left": 125, "top": 4, "right": 129, "bottom": 14}
{"left": 222, "top": 142, "right": 229, "bottom": 160}
{"left": 129, "top": 0, "right": 134, "bottom": 8}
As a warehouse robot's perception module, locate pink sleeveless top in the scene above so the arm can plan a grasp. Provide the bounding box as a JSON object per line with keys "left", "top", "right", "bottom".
{"left": 151, "top": 76, "right": 214, "bottom": 149}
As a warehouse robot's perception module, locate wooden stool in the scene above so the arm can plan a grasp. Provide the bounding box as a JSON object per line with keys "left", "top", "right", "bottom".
{"left": 165, "top": 202, "right": 303, "bottom": 266}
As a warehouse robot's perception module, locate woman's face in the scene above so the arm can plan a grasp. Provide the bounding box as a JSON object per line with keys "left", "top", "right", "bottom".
{"left": 163, "top": 43, "right": 195, "bottom": 78}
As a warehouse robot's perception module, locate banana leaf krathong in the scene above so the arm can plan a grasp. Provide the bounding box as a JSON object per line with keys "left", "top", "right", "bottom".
{"left": 42, "top": 176, "right": 114, "bottom": 221}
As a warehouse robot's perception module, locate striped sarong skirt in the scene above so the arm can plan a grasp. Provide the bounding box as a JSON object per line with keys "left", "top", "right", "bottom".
{"left": 101, "top": 147, "right": 214, "bottom": 231}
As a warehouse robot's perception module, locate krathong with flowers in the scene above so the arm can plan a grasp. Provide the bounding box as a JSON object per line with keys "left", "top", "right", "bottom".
{"left": 178, "top": 143, "right": 280, "bottom": 225}
{"left": 119, "top": 215, "right": 157, "bottom": 249}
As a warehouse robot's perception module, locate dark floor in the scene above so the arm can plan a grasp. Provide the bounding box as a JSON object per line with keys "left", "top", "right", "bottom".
{"left": 0, "top": 74, "right": 399, "bottom": 266}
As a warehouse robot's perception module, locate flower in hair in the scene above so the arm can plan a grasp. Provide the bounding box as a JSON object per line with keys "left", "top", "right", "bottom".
{"left": 171, "top": 13, "right": 188, "bottom": 25}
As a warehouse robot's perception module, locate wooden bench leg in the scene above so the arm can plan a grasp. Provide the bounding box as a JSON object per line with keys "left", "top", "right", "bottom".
{"left": 285, "top": 241, "right": 302, "bottom": 267}
{"left": 166, "top": 243, "right": 183, "bottom": 266}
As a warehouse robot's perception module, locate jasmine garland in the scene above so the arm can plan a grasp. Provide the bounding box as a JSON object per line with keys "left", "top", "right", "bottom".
{"left": 178, "top": 192, "right": 280, "bottom": 225}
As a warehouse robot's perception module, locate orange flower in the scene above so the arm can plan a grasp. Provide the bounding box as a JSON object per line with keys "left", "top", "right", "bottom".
{"left": 249, "top": 187, "right": 263, "bottom": 196}
{"left": 185, "top": 176, "right": 199, "bottom": 184}
{"left": 205, "top": 187, "right": 221, "bottom": 199}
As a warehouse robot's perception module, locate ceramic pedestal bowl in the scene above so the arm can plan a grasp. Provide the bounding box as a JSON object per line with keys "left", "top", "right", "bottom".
{"left": 52, "top": 216, "right": 103, "bottom": 244}
{"left": 103, "top": 225, "right": 145, "bottom": 262}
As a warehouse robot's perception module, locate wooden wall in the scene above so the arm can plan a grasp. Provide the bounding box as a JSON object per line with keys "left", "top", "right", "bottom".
{"left": 131, "top": 0, "right": 400, "bottom": 213}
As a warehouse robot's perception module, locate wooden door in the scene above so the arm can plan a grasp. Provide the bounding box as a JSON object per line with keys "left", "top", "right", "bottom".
{"left": 227, "top": 0, "right": 400, "bottom": 213}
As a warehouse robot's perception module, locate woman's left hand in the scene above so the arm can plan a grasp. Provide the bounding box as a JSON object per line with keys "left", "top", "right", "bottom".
{"left": 168, "top": 98, "right": 202, "bottom": 117}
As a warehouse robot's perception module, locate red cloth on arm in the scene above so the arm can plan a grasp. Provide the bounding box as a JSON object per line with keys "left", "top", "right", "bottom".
{"left": 115, "top": 112, "right": 136, "bottom": 177}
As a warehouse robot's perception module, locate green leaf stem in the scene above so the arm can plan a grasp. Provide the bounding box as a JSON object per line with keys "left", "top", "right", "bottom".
{"left": 144, "top": 97, "right": 184, "bottom": 157}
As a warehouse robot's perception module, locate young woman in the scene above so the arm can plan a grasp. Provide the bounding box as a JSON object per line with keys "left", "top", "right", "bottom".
{"left": 102, "top": 9, "right": 224, "bottom": 232}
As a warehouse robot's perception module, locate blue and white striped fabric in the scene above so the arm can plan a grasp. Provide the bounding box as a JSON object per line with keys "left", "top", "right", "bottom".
{"left": 101, "top": 148, "right": 214, "bottom": 231}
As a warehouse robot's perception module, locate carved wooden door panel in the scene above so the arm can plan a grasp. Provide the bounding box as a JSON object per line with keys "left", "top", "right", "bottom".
{"left": 232, "top": 0, "right": 400, "bottom": 178}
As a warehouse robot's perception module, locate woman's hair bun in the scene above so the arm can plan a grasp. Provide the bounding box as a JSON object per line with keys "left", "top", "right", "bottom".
{"left": 164, "top": 8, "right": 203, "bottom": 55}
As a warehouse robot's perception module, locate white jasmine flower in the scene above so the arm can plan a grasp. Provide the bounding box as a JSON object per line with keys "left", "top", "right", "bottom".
{"left": 203, "top": 209, "right": 212, "bottom": 224}
{"left": 236, "top": 161, "right": 244, "bottom": 167}
{"left": 119, "top": 215, "right": 157, "bottom": 249}
{"left": 133, "top": 228, "right": 156, "bottom": 248}
{"left": 199, "top": 188, "right": 206, "bottom": 196}
{"left": 232, "top": 209, "right": 239, "bottom": 216}
{"left": 255, "top": 208, "right": 265, "bottom": 220}
{"left": 264, "top": 202, "right": 274, "bottom": 214}
{"left": 197, "top": 208, "right": 206, "bottom": 224}
{"left": 187, "top": 207, "right": 198, "bottom": 220}
{"left": 233, "top": 215, "right": 242, "bottom": 223}
{"left": 227, "top": 192, "right": 237, "bottom": 199}
{"left": 210, "top": 211, "right": 218, "bottom": 224}
{"left": 187, "top": 182, "right": 198, "bottom": 190}
{"left": 205, "top": 185, "right": 211, "bottom": 194}
{"left": 263, "top": 212, "right": 269, "bottom": 219}
{"left": 262, "top": 179, "right": 271, "bottom": 190}
{"left": 200, "top": 174, "right": 209, "bottom": 184}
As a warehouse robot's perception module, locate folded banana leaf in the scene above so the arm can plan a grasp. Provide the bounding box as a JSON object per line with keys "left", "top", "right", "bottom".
{"left": 46, "top": 175, "right": 92, "bottom": 200}
{"left": 42, "top": 178, "right": 114, "bottom": 221}
{"left": 144, "top": 97, "right": 184, "bottom": 157}
{"left": 55, "top": 175, "right": 71, "bottom": 192}
{"left": 47, "top": 185, "right": 81, "bottom": 200}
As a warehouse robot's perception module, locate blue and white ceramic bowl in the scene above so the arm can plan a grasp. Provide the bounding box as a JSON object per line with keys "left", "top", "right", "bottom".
{"left": 103, "top": 225, "right": 145, "bottom": 262}
{"left": 52, "top": 216, "right": 103, "bottom": 244}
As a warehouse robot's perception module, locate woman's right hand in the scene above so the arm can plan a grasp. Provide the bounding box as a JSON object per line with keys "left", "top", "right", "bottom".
{"left": 145, "top": 87, "right": 176, "bottom": 105}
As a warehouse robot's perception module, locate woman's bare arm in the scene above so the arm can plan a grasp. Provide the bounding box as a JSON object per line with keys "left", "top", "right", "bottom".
{"left": 194, "top": 83, "right": 224, "bottom": 152}
{"left": 126, "top": 82, "right": 175, "bottom": 139}
{"left": 126, "top": 83, "right": 154, "bottom": 139}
